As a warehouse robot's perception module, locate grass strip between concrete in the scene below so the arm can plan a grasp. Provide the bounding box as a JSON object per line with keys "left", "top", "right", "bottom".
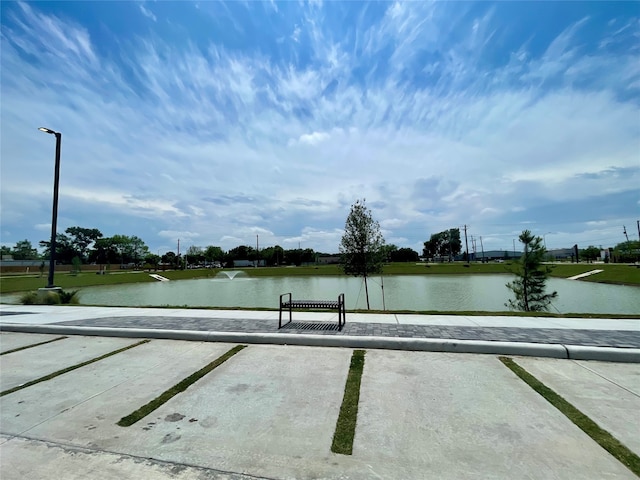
{"left": 0, "top": 336, "right": 67, "bottom": 355}
{"left": 499, "top": 356, "right": 640, "bottom": 477}
{"left": 117, "top": 344, "right": 246, "bottom": 427}
{"left": 331, "top": 349, "right": 366, "bottom": 455}
{"left": 0, "top": 339, "right": 150, "bottom": 397}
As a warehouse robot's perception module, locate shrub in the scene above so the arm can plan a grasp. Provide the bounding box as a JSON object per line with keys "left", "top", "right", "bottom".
{"left": 19, "top": 291, "right": 38, "bottom": 305}
{"left": 58, "top": 289, "right": 79, "bottom": 304}
{"left": 19, "top": 289, "right": 79, "bottom": 305}
{"left": 42, "top": 292, "right": 62, "bottom": 305}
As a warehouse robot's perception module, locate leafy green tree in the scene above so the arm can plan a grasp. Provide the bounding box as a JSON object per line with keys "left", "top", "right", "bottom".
{"left": 108, "top": 235, "right": 149, "bottom": 265}
{"left": 65, "top": 227, "right": 102, "bottom": 262}
{"left": 612, "top": 240, "right": 639, "bottom": 263}
{"left": 39, "top": 234, "right": 77, "bottom": 263}
{"left": 423, "top": 229, "right": 461, "bottom": 260}
{"left": 284, "top": 248, "right": 302, "bottom": 266}
{"left": 162, "top": 251, "right": 177, "bottom": 268}
{"left": 1, "top": 245, "right": 12, "bottom": 259}
{"left": 90, "top": 237, "right": 117, "bottom": 264}
{"left": 12, "top": 239, "right": 39, "bottom": 260}
{"left": 302, "top": 248, "right": 315, "bottom": 264}
{"left": 144, "top": 253, "right": 160, "bottom": 268}
{"left": 227, "top": 245, "right": 255, "bottom": 261}
{"left": 390, "top": 247, "right": 420, "bottom": 262}
{"left": 580, "top": 245, "right": 601, "bottom": 263}
{"left": 340, "top": 199, "right": 385, "bottom": 309}
{"left": 380, "top": 244, "right": 398, "bottom": 262}
{"left": 186, "top": 246, "right": 204, "bottom": 265}
{"left": 506, "top": 230, "right": 558, "bottom": 312}
{"left": 260, "top": 245, "right": 285, "bottom": 266}
{"left": 204, "top": 246, "right": 224, "bottom": 263}
{"left": 88, "top": 235, "right": 148, "bottom": 265}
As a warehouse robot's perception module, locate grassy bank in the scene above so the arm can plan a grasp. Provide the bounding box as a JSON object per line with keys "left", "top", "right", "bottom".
{"left": 0, "top": 268, "right": 218, "bottom": 294}
{"left": 1, "top": 262, "right": 637, "bottom": 295}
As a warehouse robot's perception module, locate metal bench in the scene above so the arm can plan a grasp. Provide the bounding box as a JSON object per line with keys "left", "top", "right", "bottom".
{"left": 278, "top": 293, "right": 346, "bottom": 330}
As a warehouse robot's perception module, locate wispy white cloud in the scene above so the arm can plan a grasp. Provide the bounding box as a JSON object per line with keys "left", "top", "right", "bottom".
{"left": 1, "top": 1, "right": 637, "bottom": 253}
{"left": 139, "top": 2, "right": 157, "bottom": 22}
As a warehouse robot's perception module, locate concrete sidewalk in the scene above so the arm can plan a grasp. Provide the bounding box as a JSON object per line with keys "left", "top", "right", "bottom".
{"left": 1, "top": 304, "right": 639, "bottom": 362}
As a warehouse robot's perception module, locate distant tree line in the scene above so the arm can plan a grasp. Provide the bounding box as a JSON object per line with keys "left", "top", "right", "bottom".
{"left": 1, "top": 225, "right": 422, "bottom": 271}
{"left": 3, "top": 225, "right": 635, "bottom": 269}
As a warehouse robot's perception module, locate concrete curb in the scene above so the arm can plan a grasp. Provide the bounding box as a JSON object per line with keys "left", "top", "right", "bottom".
{"left": 2, "top": 324, "right": 639, "bottom": 362}
{"left": 565, "top": 345, "right": 640, "bottom": 363}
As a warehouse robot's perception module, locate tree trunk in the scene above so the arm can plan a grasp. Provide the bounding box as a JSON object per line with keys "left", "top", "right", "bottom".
{"left": 364, "top": 275, "right": 370, "bottom": 310}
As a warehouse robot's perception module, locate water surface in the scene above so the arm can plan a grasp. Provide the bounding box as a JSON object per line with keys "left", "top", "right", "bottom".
{"left": 72, "top": 274, "right": 639, "bottom": 315}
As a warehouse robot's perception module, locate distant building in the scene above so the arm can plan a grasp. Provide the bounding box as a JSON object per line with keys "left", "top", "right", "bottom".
{"left": 547, "top": 248, "right": 575, "bottom": 260}
{"left": 232, "top": 259, "right": 265, "bottom": 267}
{"left": 317, "top": 255, "right": 341, "bottom": 265}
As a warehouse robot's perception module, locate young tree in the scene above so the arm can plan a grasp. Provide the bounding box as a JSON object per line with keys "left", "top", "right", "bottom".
{"left": 505, "top": 230, "right": 558, "bottom": 312}
{"left": 340, "top": 199, "right": 385, "bottom": 309}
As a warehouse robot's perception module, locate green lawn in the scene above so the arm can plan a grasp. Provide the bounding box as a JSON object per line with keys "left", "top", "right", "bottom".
{"left": 0, "top": 269, "right": 215, "bottom": 294}
{"left": 1, "top": 261, "right": 637, "bottom": 295}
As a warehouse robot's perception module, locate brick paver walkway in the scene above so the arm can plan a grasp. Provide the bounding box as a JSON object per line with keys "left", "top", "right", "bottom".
{"left": 56, "top": 316, "right": 640, "bottom": 348}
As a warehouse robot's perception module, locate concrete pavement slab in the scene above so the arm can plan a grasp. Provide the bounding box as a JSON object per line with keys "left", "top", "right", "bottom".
{"left": 2, "top": 335, "right": 639, "bottom": 479}
{"left": 0, "top": 436, "right": 261, "bottom": 480}
{"left": 0, "top": 332, "right": 63, "bottom": 353}
{"left": 515, "top": 357, "right": 640, "bottom": 456}
{"left": 99, "top": 344, "right": 353, "bottom": 479}
{"left": 575, "top": 360, "right": 640, "bottom": 396}
{"left": 353, "top": 350, "right": 635, "bottom": 479}
{"left": 0, "top": 336, "right": 141, "bottom": 392}
{"left": 0, "top": 433, "right": 13, "bottom": 447}
{"left": 1, "top": 340, "right": 235, "bottom": 436}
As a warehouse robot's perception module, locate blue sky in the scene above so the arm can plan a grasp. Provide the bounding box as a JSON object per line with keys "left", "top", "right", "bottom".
{"left": 1, "top": 1, "right": 638, "bottom": 255}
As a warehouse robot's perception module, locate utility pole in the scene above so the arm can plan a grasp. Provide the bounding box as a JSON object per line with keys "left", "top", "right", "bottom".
{"left": 177, "top": 239, "right": 180, "bottom": 257}
{"left": 464, "top": 225, "right": 469, "bottom": 264}
{"left": 623, "top": 226, "right": 629, "bottom": 242}
{"left": 256, "top": 235, "right": 259, "bottom": 267}
{"left": 637, "top": 220, "right": 640, "bottom": 241}
{"left": 480, "top": 236, "right": 485, "bottom": 263}
{"left": 471, "top": 236, "right": 477, "bottom": 261}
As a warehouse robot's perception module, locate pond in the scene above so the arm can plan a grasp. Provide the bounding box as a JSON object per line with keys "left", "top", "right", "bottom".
{"left": 68, "top": 273, "right": 639, "bottom": 315}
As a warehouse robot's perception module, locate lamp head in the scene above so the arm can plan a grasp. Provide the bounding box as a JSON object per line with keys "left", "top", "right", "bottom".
{"left": 38, "top": 127, "right": 58, "bottom": 135}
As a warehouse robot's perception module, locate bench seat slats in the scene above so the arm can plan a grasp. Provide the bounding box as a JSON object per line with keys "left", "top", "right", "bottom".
{"left": 282, "top": 301, "right": 339, "bottom": 309}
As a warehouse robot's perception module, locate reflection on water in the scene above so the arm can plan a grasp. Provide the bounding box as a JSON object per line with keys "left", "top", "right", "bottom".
{"left": 67, "top": 274, "right": 639, "bottom": 315}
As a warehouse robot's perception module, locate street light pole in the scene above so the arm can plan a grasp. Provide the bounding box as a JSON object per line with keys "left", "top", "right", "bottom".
{"left": 39, "top": 127, "right": 62, "bottom": 289}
